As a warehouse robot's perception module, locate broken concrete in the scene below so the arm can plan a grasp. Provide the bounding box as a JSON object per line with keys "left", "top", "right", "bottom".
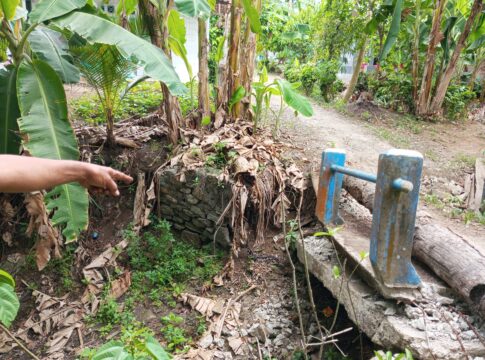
{"left": 297, "top": 235, "right": 485, "bottom": 359}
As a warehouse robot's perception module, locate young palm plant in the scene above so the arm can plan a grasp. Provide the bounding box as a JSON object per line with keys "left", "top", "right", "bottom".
{"left": 72, "top": 43, "right": 137, "bottom": 146}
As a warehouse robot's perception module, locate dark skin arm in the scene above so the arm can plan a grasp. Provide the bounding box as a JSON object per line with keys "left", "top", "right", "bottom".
{"left": 0, "top": 155, "right": 133, "bottom": 195}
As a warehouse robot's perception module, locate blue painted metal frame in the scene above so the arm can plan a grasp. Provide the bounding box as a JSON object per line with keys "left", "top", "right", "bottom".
{"left": 315, "top": 148, "right": 423, "bottom": 290}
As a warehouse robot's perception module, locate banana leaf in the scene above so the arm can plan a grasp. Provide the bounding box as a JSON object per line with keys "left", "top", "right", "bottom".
{"left": 276, "top": 79, "right": 313, "bottom": 117}
{"left": 17, "top": 60, "right": 88, "bottom": 242}
{"left": 29, "top": 26, "right": 80, "bottom": 84}
{"left": 54, "top": 11, "right": 186, "bottom": 96}
{"left": 0, "top": 66, "right": 20, "bottom": 154}
{"left": 379, "top": 0, "right": 403, "bottom": 61}
{"left": 241, "top": 0, "right": 262, "bottom": 34}
{"left": 174, "top": 0, "right": 211, "bottom": 19}
{"left": 0, "top": 0, "right": 19, "bottom": 20}
{"left": 168, "top": 10, "right": 192, "bottom": 78}
{"left": 29, "top": 0, "right": 87, "bottom": 24}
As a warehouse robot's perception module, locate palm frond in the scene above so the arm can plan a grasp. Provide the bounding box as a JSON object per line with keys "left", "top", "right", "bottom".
{"left": 71, "top": 43, "right": 136, "bottom": 107}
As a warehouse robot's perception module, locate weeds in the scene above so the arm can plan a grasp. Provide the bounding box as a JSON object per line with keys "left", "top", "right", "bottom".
{"left": 160, "top": 313, "right": 190, "bottom": 353}
{"left": 449, "top": 153, "right": 476, "bottom": 171}
{"left": 44, "top": 245, "right": 76, "bottom": 294}
{"left": 205, "top": 142, "right": 237, "bottom": 169}
{"left": 80, "top": 323, "right": 170, "bottom": 359}
{"left": 125, "top": 219, "right": 223, "bottom": 304}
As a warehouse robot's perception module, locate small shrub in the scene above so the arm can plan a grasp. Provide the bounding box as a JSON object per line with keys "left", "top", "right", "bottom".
{"left": 205, "top": 141, "right": 237, "bottom": 169}
{"left": 443, "top": 84, "right": 475, "bottom": 120}
{"left": 284, "top": 59, "right": 302, "bottom": 83}
{"left": 300, "top": 63, "right": 318, "bottom": 95}
{"left": 371, "top": 71, "right": 413, "bottom": 113}
{"left": 316, "top": 60, "right": 340, "bottom": 102}
{"left": 161, "top": 313, "right": 190, "bottom": 352}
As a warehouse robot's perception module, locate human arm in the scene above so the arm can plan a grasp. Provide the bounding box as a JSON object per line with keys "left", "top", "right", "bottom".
{"left": 0, "top": 155, "right": 133, "bottom": 195}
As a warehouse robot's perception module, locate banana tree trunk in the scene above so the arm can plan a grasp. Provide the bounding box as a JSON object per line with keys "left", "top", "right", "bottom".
{"left": 161, "top": 1, "right": 183, "bottom": 144}
{"left": 343, "top": 38, "right": 367, "bottom": 103}
{"left": 216, "top": 12, "right": 231, "bottom": 110}
{"left": 416, "top": 0, "right": 447, "bottom": 116}
{"left": 139, "top": 0, "right": 182, "bottom": 144}
{"left": 227, "top": 0, "right": 242, "bottom": 119}
{"left": 411, "top": 0, "right": 421, "bottom": 102}
{"left": 429, "top": 0, "right": 484, "bottom": 115}
{"left": 240, "top": 0, "right": 261, "bottom": 120}
{"left": 198, "top": 18, "right": 210, "bottom": 126}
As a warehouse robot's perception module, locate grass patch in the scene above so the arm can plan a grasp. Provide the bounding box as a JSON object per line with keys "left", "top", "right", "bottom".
{"left": 373, "top": 127, "right": 410, "bottom": 148}
{"left": 84, "top": 219, "right": 225, "bottom": 354}
{"left": 70, "top": 81, "right": 198, "bottom": 124}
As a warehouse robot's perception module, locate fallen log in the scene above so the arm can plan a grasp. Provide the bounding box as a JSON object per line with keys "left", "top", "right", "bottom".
{"left": 414, "top": 223, "right": 485, "bottom": 315}
{"left": 343, "top": 176, "right": 375, "bottom": 212}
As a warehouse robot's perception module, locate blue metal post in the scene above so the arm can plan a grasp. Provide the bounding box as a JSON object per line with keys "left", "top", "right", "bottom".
{"left": 315, "top": 149, "right": 346, "bottom": 225}
{"left": 370, "top": 149, "right": 423, "bottom": 288}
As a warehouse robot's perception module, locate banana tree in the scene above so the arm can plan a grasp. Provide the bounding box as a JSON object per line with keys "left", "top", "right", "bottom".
{"left": 226, "top": 0, "right": 262, "bottom": 118}
{"left": 252, "top": 67, "right": 313, "bottom": 135}
{"left": 0, "top": 0, "right": 183, "bottom": 244}
{"left": 136, "top": 0, "right": 211, "bottom": 142}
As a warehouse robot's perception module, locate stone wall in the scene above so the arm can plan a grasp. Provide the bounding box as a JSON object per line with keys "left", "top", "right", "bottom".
{"left": 158, "top": 168, "right": 233, "bottom": 247}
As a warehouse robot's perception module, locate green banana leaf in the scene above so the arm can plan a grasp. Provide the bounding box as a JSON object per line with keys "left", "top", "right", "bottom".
{"left": 17, "top": 60, "right": 88, "bottom": 242}
{"left": 116, "top": 0, "right": 138, "bottom": 17}
{"left": 241, "top": 0, "right": 262, "bottom": 34}
{"left": 0, "top": 66, "right": 20, "bottom": 154}
{"left": 169, "top": 35, "right": 193, "bottom": 79}
{"left": 169, "top": 9, "right": 187, "bottom": 46}
{"left": 29, "top": 26, "right": 80, "bottom": 84}
{"left": 0, "top": 283, "right": 19, "bottom": 328}
{"left": 379, "top": 0, "right": 403, "bottom": 61}
{"left": 54, "top": 11, "right": 186, "bottom": 96}
{"left": 174, "top": 0, "right": 211, "bottom": 19}
{"left": 229, "top": 86, "right": 246, "bottom": 111}
{"left": 145, "top": 336, "right": 170, "bottom": 360}
{"left": 441, "top": 16, "right": 458, "bottom": 65}
{"left": 0, "top": 269, "right": 15, "bottom": 288}
{"left": 0, "top": 0, "right": 19, "bottom": 20}
{"left": 276, "top": 79, "right": 313, "bottom": 117}
{"left": 168, "top": 10, "right": 192, "bottom": 78}
{"left": 92, "top": 341, "right": 133, "bottom": 360}
{"left": 29, "top": 0, "right": 87, "bottom": 24}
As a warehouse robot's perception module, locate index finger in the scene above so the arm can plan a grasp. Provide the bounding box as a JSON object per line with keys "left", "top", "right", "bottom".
{"left": 109, "top": 169, "right": 133, "bottom": 184}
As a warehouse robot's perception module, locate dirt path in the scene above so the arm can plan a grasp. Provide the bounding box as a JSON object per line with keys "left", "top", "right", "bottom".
{"left": 273, "top": 82, "right": 485, "bottom": 249}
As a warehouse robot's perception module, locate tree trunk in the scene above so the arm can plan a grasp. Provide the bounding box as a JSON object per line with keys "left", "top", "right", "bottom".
{"left": 198, "top": 18, "right": 210, "bottom": 126}
{"left": 411, "top": 0, "right": 421, "bottom": 103}
{"left": 106, "top": 107, "right": 115, "bottom": 147}
{"left": 227, "top": 0, "right": 242, "bottom": 119}
{"left": 429, "top": 0, "right": 484, "bottom": 115}
{"left": 239, "top": 0, "right": 260, "bottom": 120}
{"left": 160, "top": 1, "right": 183, "bottom": 145}
{"left": 216, "top": 12, "right": 231, "bottom": 110}
{"left": 139, "top": 0, "right": 182, "bottom": 144}
{"left": 414, "top": 223, "right": 485, "bottom": 317}
{"left": 416, "top": 0, "right": 447, "bottom": 116}
{"left": 343, "top": 38, "right": 367, "bottom": 103}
